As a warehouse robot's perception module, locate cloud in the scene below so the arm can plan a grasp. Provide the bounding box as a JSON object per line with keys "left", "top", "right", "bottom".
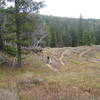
{"left": 40, "top": 0, "right": 100, "bottom": 18}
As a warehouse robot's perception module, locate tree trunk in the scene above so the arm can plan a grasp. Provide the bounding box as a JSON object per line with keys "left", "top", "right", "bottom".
{"left": 15, "top": 0, "right": 21, "bottom": 67}
{"left": 0, "top": 21, "right": 4, "bottom": 51}
{"left": 0, "top": 34, "right": 4, "bottom": 51}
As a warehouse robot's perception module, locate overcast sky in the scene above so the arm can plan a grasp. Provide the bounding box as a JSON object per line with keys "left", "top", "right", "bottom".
{"left": 40, "top": 0, "right": 100, "bottom": 19}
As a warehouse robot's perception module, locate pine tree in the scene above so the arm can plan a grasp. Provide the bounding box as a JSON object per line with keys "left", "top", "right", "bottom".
{"left": 0, "top": 0, "right": 6, "bottom": 51}
{"left": 82, "top": 27, "right": 96, "bottom": 46}
{"left": 78, "top": 14, "right": 83, "bottom": 46}
{"left": 7, "top": 0, "right": 45, "bottom": 67}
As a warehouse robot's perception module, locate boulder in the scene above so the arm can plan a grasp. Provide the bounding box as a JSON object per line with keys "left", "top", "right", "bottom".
{"left": 0, "top": 88, "right": 19, "bottom": 100}
{"left": 18, "top": 75, "right": 47, "bottom": 88}
{"left": 0, "top": 55, "right": 9, "bottom": 65}
{"left": 0, "top": 55, "right": 12, "bottom": 66}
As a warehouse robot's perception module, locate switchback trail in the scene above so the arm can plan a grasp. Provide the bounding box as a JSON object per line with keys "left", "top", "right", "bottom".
{"left": 79, "top": 47, "right": 93, "bottom": 59}
{"left": 59, "top": 49, "right": 70, "bottom": 66}
{"left": 46, "top": 64, "right": 58, "bottom": 72}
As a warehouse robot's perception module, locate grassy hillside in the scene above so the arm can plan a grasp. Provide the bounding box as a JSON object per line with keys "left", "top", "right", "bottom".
{"left": 0, "top": 46, "right": 100, "bottom": 100}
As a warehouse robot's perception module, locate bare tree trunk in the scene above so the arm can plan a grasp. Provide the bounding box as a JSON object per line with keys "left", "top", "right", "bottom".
{"left": 15, "top": 0, "right": 21, "bottom": 67}
{"left": 0, "top": 34, "right": 4, "bottom": 51}
{"left": 0, "top": 19, "right": 4, "bottom": 51}
{"left": 0, "top": 13, "right": 4, "bottom": 51}
{"left": 16, "top": 19, "right": 21, "bottom": 67}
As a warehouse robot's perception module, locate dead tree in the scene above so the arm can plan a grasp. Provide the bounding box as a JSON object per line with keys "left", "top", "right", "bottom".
{"left": 28, "top": 21, "right": 48, "bottom": 55}
{"left": 31, "top": 47, "right": 43, "bottom": 55}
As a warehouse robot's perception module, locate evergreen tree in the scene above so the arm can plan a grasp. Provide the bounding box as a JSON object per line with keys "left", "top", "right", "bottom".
{"left": 0, "top": 0, "right": 6, "bottom": 51}
{"left": 7, "top": 0, "right": 45, "bottom": 67}
{"left": 78, "top": 14, "right": 83, "bottom": 46}
{"left": 82, "top": 26, "right": 96, "bottom": 46}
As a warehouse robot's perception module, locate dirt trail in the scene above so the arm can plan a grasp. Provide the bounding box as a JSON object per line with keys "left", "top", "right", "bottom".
{"left": 46, "top": 49, "right": 68, "bottom": 71}
{"left": 46, "top": 64, "right": 58, "bottom": 71}
{"left": 79, "top": 47, "right": 93, "bottom": 59}
{"left": 59, "top": 49, "right": 70, "bottom": 65}
{"left": 45, "top": 46, "right": 94, "bottom": 71}
{"left": 40, "top": 49, "right": 59, "bottom": 72}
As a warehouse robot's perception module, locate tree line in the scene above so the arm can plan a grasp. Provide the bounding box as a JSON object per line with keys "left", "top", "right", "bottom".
{"left": 0, "top": 0, "right": 100, "bottom": 67}
{"left": 43, "top": 15, "right": 100, "bottom": 47}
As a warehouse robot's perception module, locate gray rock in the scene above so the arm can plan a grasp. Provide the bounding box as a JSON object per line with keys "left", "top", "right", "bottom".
{"left": 18, "top": 76, "right": 47, "bottom": 88}
{"left": 0, "top": 55, "right": 9, "bottom": 65}
{"left": 0, "top": 88, "right": 19, "bottom": 100}
{"left": 0, "top": 55, "right": 12, "bottom": 66}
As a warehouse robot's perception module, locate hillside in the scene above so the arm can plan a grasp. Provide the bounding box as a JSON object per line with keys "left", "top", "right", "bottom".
{"left": 0, "top": 45, "right": 100, "bottom": 100}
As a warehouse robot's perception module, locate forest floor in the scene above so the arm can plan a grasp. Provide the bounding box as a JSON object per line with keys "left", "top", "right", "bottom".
{"left": 0, "top": 45, "right": 100, "bottom": 100}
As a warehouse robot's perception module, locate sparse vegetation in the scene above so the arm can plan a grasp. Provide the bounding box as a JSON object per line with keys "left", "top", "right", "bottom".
{"left": 0, "top": 46, "right": 100, "bottom": 100}
{"left": 0, "top": 1, "right": 100, "bottom": 100}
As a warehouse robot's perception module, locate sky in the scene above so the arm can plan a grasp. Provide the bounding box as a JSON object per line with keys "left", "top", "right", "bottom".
{"left": 6, "top": 0, "right": 100, "bottom": 19}
{"left": 40, "top": 0, "right": 100, "bottom": 19}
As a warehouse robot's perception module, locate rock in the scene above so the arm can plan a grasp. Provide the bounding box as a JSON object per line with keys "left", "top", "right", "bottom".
{"left": 0, "top": 55, "right": 10, "bottom": 65}
{"left": 0, "top": 88, "right": 19, "bottom": 100}
{"left": 20, "top": 72, "right": 47, "bottom": 85}
{"left": 33, "top": 77, "right": 47, "bottom": 84}
{"left": 18, "top": 75, "right": 47, "bottom": 88}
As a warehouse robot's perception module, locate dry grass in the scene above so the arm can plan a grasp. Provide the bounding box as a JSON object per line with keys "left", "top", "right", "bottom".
{"left": 18, "top": 83, "right": 100, "bottom": 100}
{"left": 0, "top": 46, "right": 100, "bottom": 100}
